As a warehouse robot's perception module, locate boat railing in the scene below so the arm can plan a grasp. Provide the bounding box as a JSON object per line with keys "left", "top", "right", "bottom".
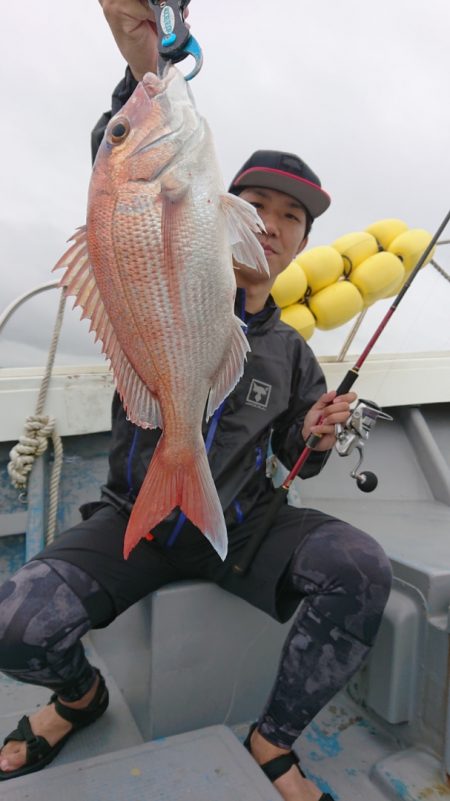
{"left": 0, "top": 280, "right": 60, "bottom": 338}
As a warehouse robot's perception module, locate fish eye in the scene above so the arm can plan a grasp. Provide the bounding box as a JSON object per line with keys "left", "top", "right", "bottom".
{"left": 108, "top": 118, "right": 130, "bottom": 145}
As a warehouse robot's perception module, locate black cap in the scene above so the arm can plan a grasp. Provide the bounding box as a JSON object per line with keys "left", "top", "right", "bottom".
{"left": 229, "top": 150, "right": 331, "bottom": 219}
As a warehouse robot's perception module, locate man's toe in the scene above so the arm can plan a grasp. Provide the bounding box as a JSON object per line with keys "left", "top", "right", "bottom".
{"left": 0, "top": 742, "right": 26, "bottom": 772}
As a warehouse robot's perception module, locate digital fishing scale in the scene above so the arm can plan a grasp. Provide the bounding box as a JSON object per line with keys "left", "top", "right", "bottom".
{"left": 148, "top": 0, "right": 203, "bottom": 79}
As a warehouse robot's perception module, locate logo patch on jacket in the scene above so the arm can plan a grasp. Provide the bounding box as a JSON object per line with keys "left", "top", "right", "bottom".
{"left": 246, "top": 379, "right": 272, "bottom": 410}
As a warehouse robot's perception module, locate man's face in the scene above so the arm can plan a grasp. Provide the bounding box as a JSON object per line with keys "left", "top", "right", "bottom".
{"left": 239, "top": 187, "right": 309, "bottom": 280}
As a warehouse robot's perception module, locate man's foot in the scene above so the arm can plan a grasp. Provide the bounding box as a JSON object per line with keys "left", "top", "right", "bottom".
{"left": 0, "top": 673, "right": 101, "bottom": 774}
{"left": 249, "top": 727, "right": 324, "bottom": 801}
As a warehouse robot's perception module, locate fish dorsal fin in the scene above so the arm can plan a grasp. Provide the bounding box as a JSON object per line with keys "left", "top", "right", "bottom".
{"left": 220, "top": 193, "right": 270, "bottom": 275}
{"left": 53, "top": 227, "right": 162, "bottom": 429}
{"left": 206, "top": 315, "right": 250, "bottom": 420}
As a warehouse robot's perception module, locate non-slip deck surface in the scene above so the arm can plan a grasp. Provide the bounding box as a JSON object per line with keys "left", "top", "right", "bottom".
{"left": 0, "top": 725, "right": 281, "bottom": 801}
{"left": 0, "top": 641, "right": 143, "bottom": 768}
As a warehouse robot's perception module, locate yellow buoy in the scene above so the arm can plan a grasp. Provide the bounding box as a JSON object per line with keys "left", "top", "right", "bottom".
{"left": 388, "top": 229, "right": 435, "bottom": 278}
{"left": 349, "top": 252, "right": 405, "bottom": 306}
{"left": 280, "top": 303, "right": 316, "bottom": 340}
{"left": 308, "top": 281, "right": 364, "bottom": 330}
{"left": 365, "top": 219, "right": 409, "bottom": 250}
{"left": 332, "top": 232, "right": 379, "bottom": 273}
{"left": 295, "top": 246, "right": 344, "bottom": 294}
{"left": 271, "top": 261, "right": 308, "bottom": 308}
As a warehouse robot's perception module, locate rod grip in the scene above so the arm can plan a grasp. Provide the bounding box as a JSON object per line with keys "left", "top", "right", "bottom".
{"left": 232, "top": 486, "right": 288, "bottom": 575}
{"left": 335, "top": 368, "right": 359, "bottom": 396}
{"left": 303, "top": 369, "right": 358, "bottom": 451}
{"left": 304, "top": 433, "right": 321, "bottom": 450}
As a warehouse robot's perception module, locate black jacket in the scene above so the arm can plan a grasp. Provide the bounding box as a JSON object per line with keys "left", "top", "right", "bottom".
{"left": 92, "top": 71, "right": 329, "bottom": 529}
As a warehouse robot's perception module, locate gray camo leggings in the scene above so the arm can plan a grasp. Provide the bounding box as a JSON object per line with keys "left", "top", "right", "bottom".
{"left": 0, "top": 526, "right": 392, "bottom": 750}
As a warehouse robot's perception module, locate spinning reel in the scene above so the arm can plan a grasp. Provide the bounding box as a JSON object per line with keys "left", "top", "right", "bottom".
{"left": 335, "top": 400, "right": 393, "bottom": 492}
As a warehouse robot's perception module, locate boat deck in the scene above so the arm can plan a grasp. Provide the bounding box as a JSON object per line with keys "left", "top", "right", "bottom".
{"left": 0, "top": 640, "right": 447, "bottom": 801}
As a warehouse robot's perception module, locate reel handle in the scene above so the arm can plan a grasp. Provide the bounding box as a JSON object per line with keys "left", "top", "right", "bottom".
{"left": 355, "top": 470, "right": 378, "bottom": 492}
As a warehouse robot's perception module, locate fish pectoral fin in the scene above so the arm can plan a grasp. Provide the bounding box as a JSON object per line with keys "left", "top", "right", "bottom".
{"left": 206, "top": 315, "right": 250, "bottom": 419}
{"left": 220, "top": 193, "right": 270, "bottom": 275}
{"left": 54, "top": 226, "right": 162, "bottom": 430}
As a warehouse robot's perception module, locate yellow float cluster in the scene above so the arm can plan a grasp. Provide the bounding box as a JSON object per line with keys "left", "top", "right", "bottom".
{"left": 271, "top": 219, "right": 435, "bottom": 340}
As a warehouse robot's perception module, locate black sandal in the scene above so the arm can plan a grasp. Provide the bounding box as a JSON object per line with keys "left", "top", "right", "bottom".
{"left": 0, "top": 671, "right": 109, "bottom": 781}
{"left": 244, "top": 722, "right": 335, "bottom": 801}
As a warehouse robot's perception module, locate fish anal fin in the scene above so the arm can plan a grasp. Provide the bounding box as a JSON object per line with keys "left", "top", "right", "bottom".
{"left": 220, "top": 193, "right": 270, "bottom": 275}
{"left": 206, "top": 316, "right": 250, "bottom": 420}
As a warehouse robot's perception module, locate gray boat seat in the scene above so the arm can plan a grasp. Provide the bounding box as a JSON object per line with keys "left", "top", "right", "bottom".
{"left": 90, "top": 579, "right": 294, "bottom": 741}
{"left": 89, "top": 573, "right": 425, "bottom": 744}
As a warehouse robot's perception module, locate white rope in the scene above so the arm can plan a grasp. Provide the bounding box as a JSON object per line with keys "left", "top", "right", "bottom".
{"left": 8, "top": 416, "right": 55, "bottom": 488}
{"left": 47, "top": 427, "right": 64, "bottom": 547}
{"left": 7, "top": 289, "right": 66, "bottom": 545}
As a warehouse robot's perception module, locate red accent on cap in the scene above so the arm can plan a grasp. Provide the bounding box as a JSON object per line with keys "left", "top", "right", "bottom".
{"left": 232, "top": 165, "right": 331, "bottom": 218}
{"left": 234, "top": 167, "right": 330, "bottom": 200}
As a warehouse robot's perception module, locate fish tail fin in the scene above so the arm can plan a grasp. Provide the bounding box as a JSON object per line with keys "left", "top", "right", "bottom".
{"left": 123, "top": 438, "right": 228, "bottom": 561}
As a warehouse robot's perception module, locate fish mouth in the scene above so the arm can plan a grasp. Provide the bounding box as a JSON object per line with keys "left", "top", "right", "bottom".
{"left": 141, "top": 71, "right": 167, "bottom": 99}
{"left": 131, "top": 68, "right": 195, "bottom": 159}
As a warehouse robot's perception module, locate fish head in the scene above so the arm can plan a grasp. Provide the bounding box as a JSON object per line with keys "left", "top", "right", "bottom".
{"left": 92, "top": 66, "right": 201, "bottom": 190}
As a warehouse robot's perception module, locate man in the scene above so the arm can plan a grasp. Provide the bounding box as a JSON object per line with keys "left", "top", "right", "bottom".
{"left": 0, "top": 3, "right": 392, "bottom": 800}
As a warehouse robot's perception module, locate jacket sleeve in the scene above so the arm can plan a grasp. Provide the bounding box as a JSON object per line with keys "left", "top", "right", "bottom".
{"left": 91, "top": 67, "right": 138, "bottom": 164}
{"left": 271, "top": 338, "right": 331, "bottom": 479}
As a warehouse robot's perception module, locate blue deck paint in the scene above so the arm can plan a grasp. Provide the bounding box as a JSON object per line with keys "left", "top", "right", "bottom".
{"left": 385, "top": 773, "right": 415, "bottom": 801}
{"left": 304, "top": 768, "right": 340, "bottom": 800}
{"left": 0, "top": 534, "right": 25, "bottom": 584}
{"left": 306, "top": 722, "right": 343, "bottom": 759}
{"left": 0, "top": 433, "right": 111, "bottom": 565}
{"left": 26, "top": 456, "right": 47, "bottom": 559}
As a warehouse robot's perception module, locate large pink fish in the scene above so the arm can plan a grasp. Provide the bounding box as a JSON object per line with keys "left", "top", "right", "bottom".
{"left": 55, "top": 66, "right": 268, "bottom": 561}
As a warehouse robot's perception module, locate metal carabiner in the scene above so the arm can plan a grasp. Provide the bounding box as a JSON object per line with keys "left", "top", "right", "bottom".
{"left": 148, "top": 0, "right": 203, "bottom": 80}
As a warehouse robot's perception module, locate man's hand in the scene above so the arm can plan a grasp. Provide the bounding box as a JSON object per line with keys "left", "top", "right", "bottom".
{"left": 301, "top": 390, "right": 357, "bottom": 452}
{"left": 99, "top": 0, "right": 159, "bottom": 80}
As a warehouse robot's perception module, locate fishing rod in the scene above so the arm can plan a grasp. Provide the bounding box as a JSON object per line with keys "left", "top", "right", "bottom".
{"left": 233, "top": 208, "right": 450, "bottom": 575}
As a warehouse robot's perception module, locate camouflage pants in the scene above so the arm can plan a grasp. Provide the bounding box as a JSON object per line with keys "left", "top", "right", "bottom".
{"left": 257, "top": 524, "right": 392, "bottom": 748}
{"left": 0, "top": 559, "right": 101, "bottom": 701}
{"left": 0, "top": 524, "right": 391, "bottom": 743}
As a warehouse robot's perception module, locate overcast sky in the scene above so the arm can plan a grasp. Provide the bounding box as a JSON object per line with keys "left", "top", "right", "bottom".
{"left": 1, "top": 0, "right": 449, "bottom": 369}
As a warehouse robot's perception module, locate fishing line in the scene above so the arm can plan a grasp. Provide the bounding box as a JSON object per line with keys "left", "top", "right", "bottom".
{"left": 221, "top": 621, "right": 272, "bottom": 726}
